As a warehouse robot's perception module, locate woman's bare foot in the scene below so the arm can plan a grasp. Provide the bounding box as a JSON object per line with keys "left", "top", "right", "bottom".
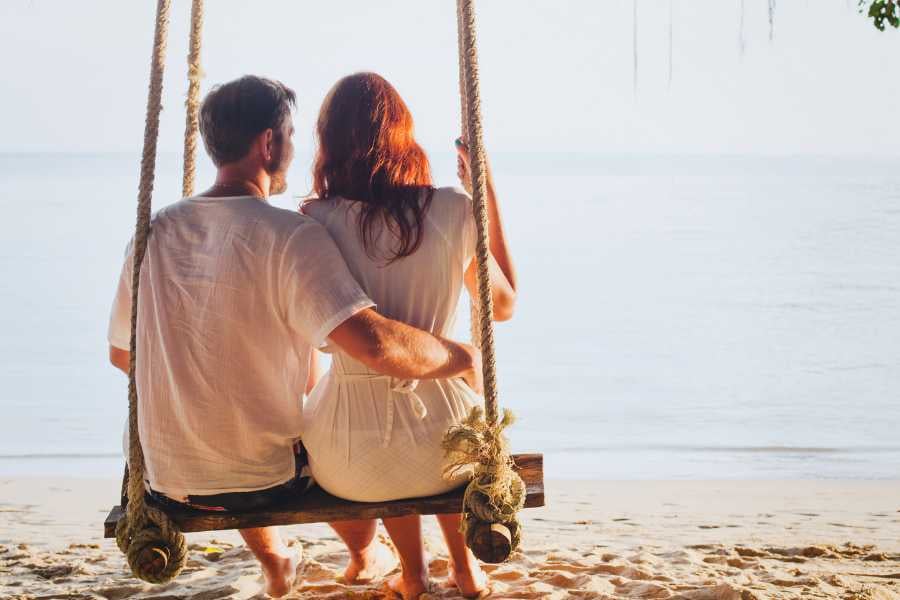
{"left": 434, "top": 514, "right": 490, "bottom": 598}
{"left": 447, "top": 555, "right": 490, "bottom": 598}
{"left": 260, "top": 547, "right": 301, "bottom": 598}
{"left": 388, "top": 571, "right": 430, "bottom": 599}
{"left": 342, "top": 538, "right": 399, "bottom": 583}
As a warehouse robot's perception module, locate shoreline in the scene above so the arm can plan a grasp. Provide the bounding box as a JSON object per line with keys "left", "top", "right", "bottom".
{"left": 4, "top": 446, "right": 900, "bottom": 480}
{"left": 2, "top": 478, "right": 898, "bottom": 598}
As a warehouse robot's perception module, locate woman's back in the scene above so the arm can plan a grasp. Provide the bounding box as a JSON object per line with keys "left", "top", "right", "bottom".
{"left": 302, "top": 186, "right": 480, "bottom": 503}
{"left": 304, "top": 187, "right": 474, "bottom": 338}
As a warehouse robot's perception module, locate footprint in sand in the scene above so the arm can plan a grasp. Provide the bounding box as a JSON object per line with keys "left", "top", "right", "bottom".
{"left": 601, "top": 553, "right": 620, "bottom": 562}
{"left": 187, "top": 586, "right": 240, "bottom": 600}
{"left": 97, "top": 584, "right": 144, "bottom": 600}
{"left": 549, "top": 570, "right": 595, "bottom": 589}
{"left": 490, "top": 567, "right": 525, "bottom": 582}
{"left": 863, "top": 553, "right": 893, "bottom": 561}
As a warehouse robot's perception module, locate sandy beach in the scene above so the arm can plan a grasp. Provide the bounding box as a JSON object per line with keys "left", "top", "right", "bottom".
{"left": 2, "top": 477, "right": 897, "bottom": 599}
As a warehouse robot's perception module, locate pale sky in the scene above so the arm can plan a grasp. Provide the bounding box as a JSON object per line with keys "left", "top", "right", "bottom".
{"left": 1, "top": 0, "right": 897, "bottom": 157}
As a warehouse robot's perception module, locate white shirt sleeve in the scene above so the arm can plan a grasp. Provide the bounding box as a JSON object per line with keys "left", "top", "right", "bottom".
{"left": 107, "top": 239, "right": 135, "bottom": 350}
{"left": 280, "top": 221, "right": 375, "bottom": 348}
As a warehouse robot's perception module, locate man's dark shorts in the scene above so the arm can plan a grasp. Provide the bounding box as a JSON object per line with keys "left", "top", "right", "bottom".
{"left": 148, "top": 445, "right": 314, "bottom": 512}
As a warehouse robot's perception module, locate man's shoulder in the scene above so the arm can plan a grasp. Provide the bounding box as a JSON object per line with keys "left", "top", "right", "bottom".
{"left": 150, "top": 197, "right": 329, "bottom": 245}
{"left": 254, "top": 202, "right": 325, "bottom": 237}
{"left": 150, "top": 198, "right": 190, "bottom": 221}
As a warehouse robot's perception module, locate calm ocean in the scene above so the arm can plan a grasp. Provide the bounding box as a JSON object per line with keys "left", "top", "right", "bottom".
{"left": 1, "top": 152, "right": 897, "bottom": 479}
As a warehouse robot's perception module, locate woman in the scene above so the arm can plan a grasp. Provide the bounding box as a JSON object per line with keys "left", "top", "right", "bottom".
{"left": 302, "top": 72, "right": 517, "bottom": 599}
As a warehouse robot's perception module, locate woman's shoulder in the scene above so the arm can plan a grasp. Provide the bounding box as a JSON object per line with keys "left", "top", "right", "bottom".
{"left": 431, "top": 185, "right": 471, "bottom": 205}
{"left": 428, "top": 186, "right": 473, "bottom": 223}
{"left": 300, "top": 196, "right": 344, "bottom": 224}
{"left": 425, "top": 187, "right": 475, "bottom": 253}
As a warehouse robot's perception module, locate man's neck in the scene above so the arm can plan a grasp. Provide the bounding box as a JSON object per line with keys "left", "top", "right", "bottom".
{"left": 200, "top": 165, "right": 271, "bottom": 199}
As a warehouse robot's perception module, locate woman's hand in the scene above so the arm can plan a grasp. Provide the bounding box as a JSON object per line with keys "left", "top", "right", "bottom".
{"left": 455, "top": 138, "right": 494, "bottom": 195}
{"left": 456, "top": 138, "right": 472, "bottom": 193}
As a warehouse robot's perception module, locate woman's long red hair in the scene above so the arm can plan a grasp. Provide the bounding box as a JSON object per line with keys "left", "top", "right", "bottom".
{"left": 311, "top": 72, "right": 434, "bottom": 262}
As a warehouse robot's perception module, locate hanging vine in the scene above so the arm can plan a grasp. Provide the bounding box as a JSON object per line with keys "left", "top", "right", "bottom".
{"left": 767, "top": 0, "right": 776, "bottom": 40}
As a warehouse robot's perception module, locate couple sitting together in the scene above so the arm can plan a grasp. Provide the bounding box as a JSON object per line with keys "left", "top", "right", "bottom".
{"left": 106, "top": 73, "right": 517, "bottom": 598}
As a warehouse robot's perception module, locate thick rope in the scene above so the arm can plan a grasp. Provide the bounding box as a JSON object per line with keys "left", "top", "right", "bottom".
{"left": 116, "top": 0, "right": 187, "bottom": 583}
{"left": 445, "top": 0, "right": 526, "bottom": 562}
{"left": 457, "top": 0, "right": 482, "bottom": 349}
{"left": 458, "top": 0, "right": 499, "bottom": 426}
{"left": 181, "top": 0, "right": 204, "bottom": 198}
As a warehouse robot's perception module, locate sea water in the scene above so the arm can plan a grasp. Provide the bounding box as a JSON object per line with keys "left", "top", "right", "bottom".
{"left": 0, "top": 153, "right": 897, "bottom": 479}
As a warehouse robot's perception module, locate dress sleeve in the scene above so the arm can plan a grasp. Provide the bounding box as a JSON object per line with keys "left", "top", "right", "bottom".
{"left": 107, "top": 239, "right": 135, "bottom": 350}
{"left": 441, "top": 186, "right": 477, "bottom": 269}
{"left": 280, "top": 221, "right": 375, "bottom": 348}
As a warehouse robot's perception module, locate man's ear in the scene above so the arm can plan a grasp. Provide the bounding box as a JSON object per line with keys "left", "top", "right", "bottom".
{"left": 253, "top": 128, "right": 274, "bottom": 163}
{"left": 262, "top": 128, "right": 274, "bottom": 163}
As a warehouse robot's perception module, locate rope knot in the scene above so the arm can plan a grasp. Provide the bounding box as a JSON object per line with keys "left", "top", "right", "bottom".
{"left": 116, "top": 504, "right": 187, "bottom": 583}
{"left": 442, "top": 404, "right": 526, "bottom": 563}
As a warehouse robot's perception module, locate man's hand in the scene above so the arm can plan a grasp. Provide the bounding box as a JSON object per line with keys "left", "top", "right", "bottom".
{"left": 458, "top": 344, "right": 484, "bottom": 395}
{"left": 329, "top": 308, "right": 481, "bottom": 385}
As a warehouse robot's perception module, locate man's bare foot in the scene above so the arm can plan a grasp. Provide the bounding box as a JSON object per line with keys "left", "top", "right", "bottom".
{"left": 387, "top": 571, "right": 430, "bottom": 599}
{"left": 341, "top": 538, "right": 399, "bottom": 584}
{"left": 447, "top": 556, "right": 490, "bottom": 598}
{"left": 260, "top": 548, "right": 301, "bottom": 598}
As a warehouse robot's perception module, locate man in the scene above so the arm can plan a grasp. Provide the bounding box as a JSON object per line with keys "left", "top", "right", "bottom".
{"left": 107, "top": 75, "right": 481, "bottom": 597}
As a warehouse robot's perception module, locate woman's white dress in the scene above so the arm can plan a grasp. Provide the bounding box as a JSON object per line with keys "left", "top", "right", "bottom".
{"left": 302, "top": 187, "right": 482, "bottom": 502}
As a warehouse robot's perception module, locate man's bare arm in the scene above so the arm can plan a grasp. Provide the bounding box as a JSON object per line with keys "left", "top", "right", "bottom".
{"left": 328, "top": 308, "right": 483, "bottom": 394}
{"left": 109, "top": 345, "right": 130, "bottom": 375}
{"left": 109, "top": 310, "right": 485, "bottom": 394}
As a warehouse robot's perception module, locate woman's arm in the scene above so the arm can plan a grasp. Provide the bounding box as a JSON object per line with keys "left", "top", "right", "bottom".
{"left": 109, "top": 345, "right": 130, "bottom": 375}
{"left": 456, "top": 139, "right": 518, "bottom": 320}
{"left": 464, "top": 254, "right": 516, "bottom": 321}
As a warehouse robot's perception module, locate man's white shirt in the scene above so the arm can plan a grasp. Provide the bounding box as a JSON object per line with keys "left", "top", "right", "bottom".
{"left": 108, "top": 195, "right": 373, "bottom": 499}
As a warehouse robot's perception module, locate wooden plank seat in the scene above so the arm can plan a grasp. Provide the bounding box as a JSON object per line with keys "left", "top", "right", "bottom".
{"left": 104, "top": 453, "right": 544, "bottom": 537}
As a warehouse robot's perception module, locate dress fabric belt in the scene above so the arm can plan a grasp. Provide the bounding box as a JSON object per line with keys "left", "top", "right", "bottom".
{"left": 329, "top": 373, "right": 428, "bottom": 448}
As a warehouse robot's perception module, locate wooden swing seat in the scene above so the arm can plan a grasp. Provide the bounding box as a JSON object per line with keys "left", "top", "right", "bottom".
{"left": 104, "top": 453, "right": 543, "bottom": 537}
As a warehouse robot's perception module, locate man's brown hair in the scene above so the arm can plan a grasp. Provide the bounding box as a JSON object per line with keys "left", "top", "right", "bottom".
{"left": 199, "top": 75, "right": 296, "bottom": 167}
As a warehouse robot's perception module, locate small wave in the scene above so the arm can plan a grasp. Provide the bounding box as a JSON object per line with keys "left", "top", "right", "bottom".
{"left": 552, "top": 445, "right": 900, "bottom": 455}
{"left": 0, "top": 452, "right": 121, "bottom": 460}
